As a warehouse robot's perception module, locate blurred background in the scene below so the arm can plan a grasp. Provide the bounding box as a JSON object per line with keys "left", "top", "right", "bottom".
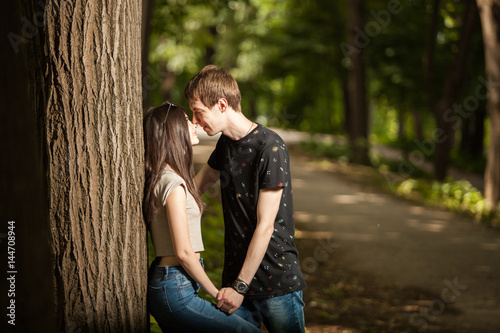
{"left": 141, "top": 0, "right": 499, "bottom": 224}
{"left": 144, "top": 1, "right": 481, "bottom": 156}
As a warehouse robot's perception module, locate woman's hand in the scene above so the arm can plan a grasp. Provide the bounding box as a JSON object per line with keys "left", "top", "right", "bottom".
{"left": 216, "top": 287, "right": 244, "bottom": 314}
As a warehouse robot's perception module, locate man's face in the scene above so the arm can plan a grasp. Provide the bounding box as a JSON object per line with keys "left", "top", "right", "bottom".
{"left": 189, "top": 99, "right": 221, "bottom": 136}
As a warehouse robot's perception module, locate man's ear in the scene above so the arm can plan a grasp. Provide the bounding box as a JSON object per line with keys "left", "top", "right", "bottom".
{"left": 218, "top": 98, "right": 229, "bottom": 112}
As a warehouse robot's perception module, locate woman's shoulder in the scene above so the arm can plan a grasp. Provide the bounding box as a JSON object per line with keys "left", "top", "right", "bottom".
{"left": 159, "top": 166, "right": 186, "bottom": 184}
{"left": 154, "top": 166, "right": 187, "bottom": 203}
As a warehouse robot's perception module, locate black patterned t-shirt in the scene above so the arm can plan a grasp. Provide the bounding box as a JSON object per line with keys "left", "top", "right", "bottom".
{"left": 208, "top": 124, "right": 306, "bottom": 298}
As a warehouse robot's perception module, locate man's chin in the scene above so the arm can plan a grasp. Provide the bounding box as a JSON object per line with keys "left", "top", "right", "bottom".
{"left": 204, "top": 128, "right": 216, "bottom": 136}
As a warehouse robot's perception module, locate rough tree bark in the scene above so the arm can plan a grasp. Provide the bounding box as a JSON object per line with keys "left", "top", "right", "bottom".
{"left": 477, "top": 0, "right": 500, "bottom": 212}
{"left": 23, "top": 0, "right": 148, "bottom": 331}
{"left": 346, "top": 0, "right": 370, "bottom": 165}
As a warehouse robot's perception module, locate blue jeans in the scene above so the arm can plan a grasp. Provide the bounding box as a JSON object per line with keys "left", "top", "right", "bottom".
{"left": 233, "top": 290, "right": 305, "bottom": 333}
{"left": 147, "top": 259, "right": 261, "bottom": 333}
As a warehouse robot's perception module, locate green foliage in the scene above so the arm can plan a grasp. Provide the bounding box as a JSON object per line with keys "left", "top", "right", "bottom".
{"left": 395, "top": 178, "right": 499, "bottom": 225}
{"left": 300, "top": 138, "right": 434, "bottom": 179}
{"left": 449, "top": 149, "right": 486, "bottom": 175}
{"left": 373, "top": 156, "right": 432, "bottom": 180}
{"left": 149, "top": 316, "right": 162, "bottom": 333}
{"left": 146, "top": 0, "right": 495, "bottom": 222}
{"left": 298, "top": 139, "right": 499, "bottom": 226}
{"left": 147, "top": 233, "right": 156, "bottom": 266}
{"left": 197, "top": 194, "right": 225, "bottom": 302}
{"left": 298, "top": 138, "right": 350, "bottom": 161}
{"left": 148, "top": 0, "right": 487, "bottom": 153}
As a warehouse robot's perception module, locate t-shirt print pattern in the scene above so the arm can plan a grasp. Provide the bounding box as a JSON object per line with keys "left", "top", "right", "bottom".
{"left": 208, "top": 124, "right": 306, "bottom": 298}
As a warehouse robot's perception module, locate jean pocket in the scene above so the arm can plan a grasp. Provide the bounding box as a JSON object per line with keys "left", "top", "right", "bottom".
{"left": 148, "top": 284, "right": 173, "bottom": 314}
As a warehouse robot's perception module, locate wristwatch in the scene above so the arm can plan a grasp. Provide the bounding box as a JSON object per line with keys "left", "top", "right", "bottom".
{"left": 231, "top": 278, "right": 249, "bottom": 295}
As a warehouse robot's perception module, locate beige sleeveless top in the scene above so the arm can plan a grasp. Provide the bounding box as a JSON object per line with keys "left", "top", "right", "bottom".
{"left": 150, "top": 166, "right": 204, "bottom": 256}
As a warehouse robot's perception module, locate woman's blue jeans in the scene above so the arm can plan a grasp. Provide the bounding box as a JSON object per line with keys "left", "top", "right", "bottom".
{"left": 147, "top": 259, "right": 261, "bottom": 333}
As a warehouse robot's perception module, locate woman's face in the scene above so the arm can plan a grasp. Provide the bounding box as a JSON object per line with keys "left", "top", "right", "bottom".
{"left": 186, "top": 113, "right": 199, "bottom": 146}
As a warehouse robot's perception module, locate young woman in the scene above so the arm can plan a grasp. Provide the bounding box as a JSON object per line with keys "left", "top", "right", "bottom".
{"left": 143, "top": 102, "right": 261, "bottom": 333}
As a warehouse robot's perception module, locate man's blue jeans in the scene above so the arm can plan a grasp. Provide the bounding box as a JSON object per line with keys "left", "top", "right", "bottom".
{"left": 148, "top": 259, "right": 261, "bottom": 333}
{"left": 233, "top": 290, "right": 306, "bottom": 333}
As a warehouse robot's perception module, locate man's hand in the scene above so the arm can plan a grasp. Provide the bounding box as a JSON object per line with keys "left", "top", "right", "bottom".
{"left": 216, "top": 287, "right": 244, "bottom": 314}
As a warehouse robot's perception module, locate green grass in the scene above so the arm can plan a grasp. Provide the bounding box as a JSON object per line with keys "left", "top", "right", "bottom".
{"left": 394, "top": 177, "right": 498, "bottom": 225}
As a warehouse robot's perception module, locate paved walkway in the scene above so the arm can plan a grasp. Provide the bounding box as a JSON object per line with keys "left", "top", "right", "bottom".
{"left": 193, "top": 128, "right": 500, "bottom": 332}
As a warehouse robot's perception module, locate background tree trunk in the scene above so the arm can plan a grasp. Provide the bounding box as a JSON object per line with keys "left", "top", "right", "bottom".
{"left": 424, "top": 0, "right": 478, "bottom": 180}
{"left": 459, "top": 107, "right": 486, "bottom": 158}
{"left": 477, "top": 0, "right": 500, "bottom": 212}
{"left": 411, "top": 109, "right": 424, "bottom": 141}
{"left": 347, "top": 0, "right": 370, "bottom": 165}
{"left": 23, "top": 0, "right": 148, "bottom": 331}
{"left": 397, "top": 108, "right": 405, "bottom": 142}
{"left": 342, "top": 78, "right": 351, "bottom": 134}
{"left": 1, "top": 1, "right": 55, "bottom": 331}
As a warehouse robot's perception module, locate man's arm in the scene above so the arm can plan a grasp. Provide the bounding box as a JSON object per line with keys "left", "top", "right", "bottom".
{"left": 217, "top": 187, "right": 283, "bottom": 314}
{"left": 195, "top": 164, "right": 219, "bottom": 194}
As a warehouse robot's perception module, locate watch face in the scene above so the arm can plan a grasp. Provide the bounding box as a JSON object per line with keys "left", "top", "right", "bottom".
{"left": 233, "top": 280, "right": 248, "bottom": 294}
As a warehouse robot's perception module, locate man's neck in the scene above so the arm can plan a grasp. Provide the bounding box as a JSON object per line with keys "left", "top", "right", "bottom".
{"left": 222, "top": 112, "right": 255, "bottom": 141}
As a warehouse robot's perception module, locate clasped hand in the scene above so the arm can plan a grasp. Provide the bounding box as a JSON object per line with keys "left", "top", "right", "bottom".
{"left": 216, "top": 287, "right": 244, "bottom": 314}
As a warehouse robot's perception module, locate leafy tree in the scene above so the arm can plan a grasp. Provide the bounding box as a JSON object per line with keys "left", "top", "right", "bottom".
{"left": 344, "top": 0, "right": 370, "bottom": 165}
{"left": 423, "top": 0, "right": 480, "bottom": 180}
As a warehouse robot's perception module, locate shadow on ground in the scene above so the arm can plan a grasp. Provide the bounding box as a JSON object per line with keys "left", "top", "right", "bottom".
{"left": 296, "top": 237, "right": 462, "bottom": 333}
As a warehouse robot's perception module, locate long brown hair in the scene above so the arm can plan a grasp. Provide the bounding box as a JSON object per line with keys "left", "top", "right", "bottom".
{"left": 143, "top": 102, "right": 204, "bottom": 226}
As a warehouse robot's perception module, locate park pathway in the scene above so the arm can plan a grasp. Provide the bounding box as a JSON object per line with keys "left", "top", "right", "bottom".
{"left": 193, "top": 127, "right": 500, "bottom": 332}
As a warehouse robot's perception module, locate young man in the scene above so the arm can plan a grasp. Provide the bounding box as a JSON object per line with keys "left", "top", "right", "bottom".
{"left": 185, "top": 65, "right": 306, "bottom": 333}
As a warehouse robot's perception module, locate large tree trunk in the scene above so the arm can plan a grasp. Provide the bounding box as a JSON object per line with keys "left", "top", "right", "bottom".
{"left": 477, "top": 0, "right": 500, "bottom": 212}
{"left": 23, "top": 1, "right": 148, "bottom": 331}
{"left": 424, "top": 0, "right": 478, "bottom": 180}
{"left": 346, "top": 0, "right": 370, "bottom": 165}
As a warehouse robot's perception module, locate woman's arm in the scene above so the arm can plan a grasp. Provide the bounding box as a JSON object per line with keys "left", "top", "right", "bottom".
{"left": 194, "top": 164, "right": 219, "bottom": 194}
{"left": 165, "top": 185, "right": 219, "bottom": 299}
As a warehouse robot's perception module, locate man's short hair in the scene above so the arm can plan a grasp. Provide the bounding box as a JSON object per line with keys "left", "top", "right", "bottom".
{"left": 184, "top": 65, "right": 241, "bottom": 111}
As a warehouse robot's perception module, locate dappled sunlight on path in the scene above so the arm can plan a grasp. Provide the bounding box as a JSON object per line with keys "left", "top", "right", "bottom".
{"left": 193, "top": 128, "right": 500, "bottom": 332}
{"left": 290, "top": 150, "right": 500, "bottom": 332}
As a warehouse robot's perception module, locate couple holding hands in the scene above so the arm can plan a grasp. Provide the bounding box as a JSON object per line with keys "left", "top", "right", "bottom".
{"left": 143, "top": 65, "right": 306, "bottom": 332}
